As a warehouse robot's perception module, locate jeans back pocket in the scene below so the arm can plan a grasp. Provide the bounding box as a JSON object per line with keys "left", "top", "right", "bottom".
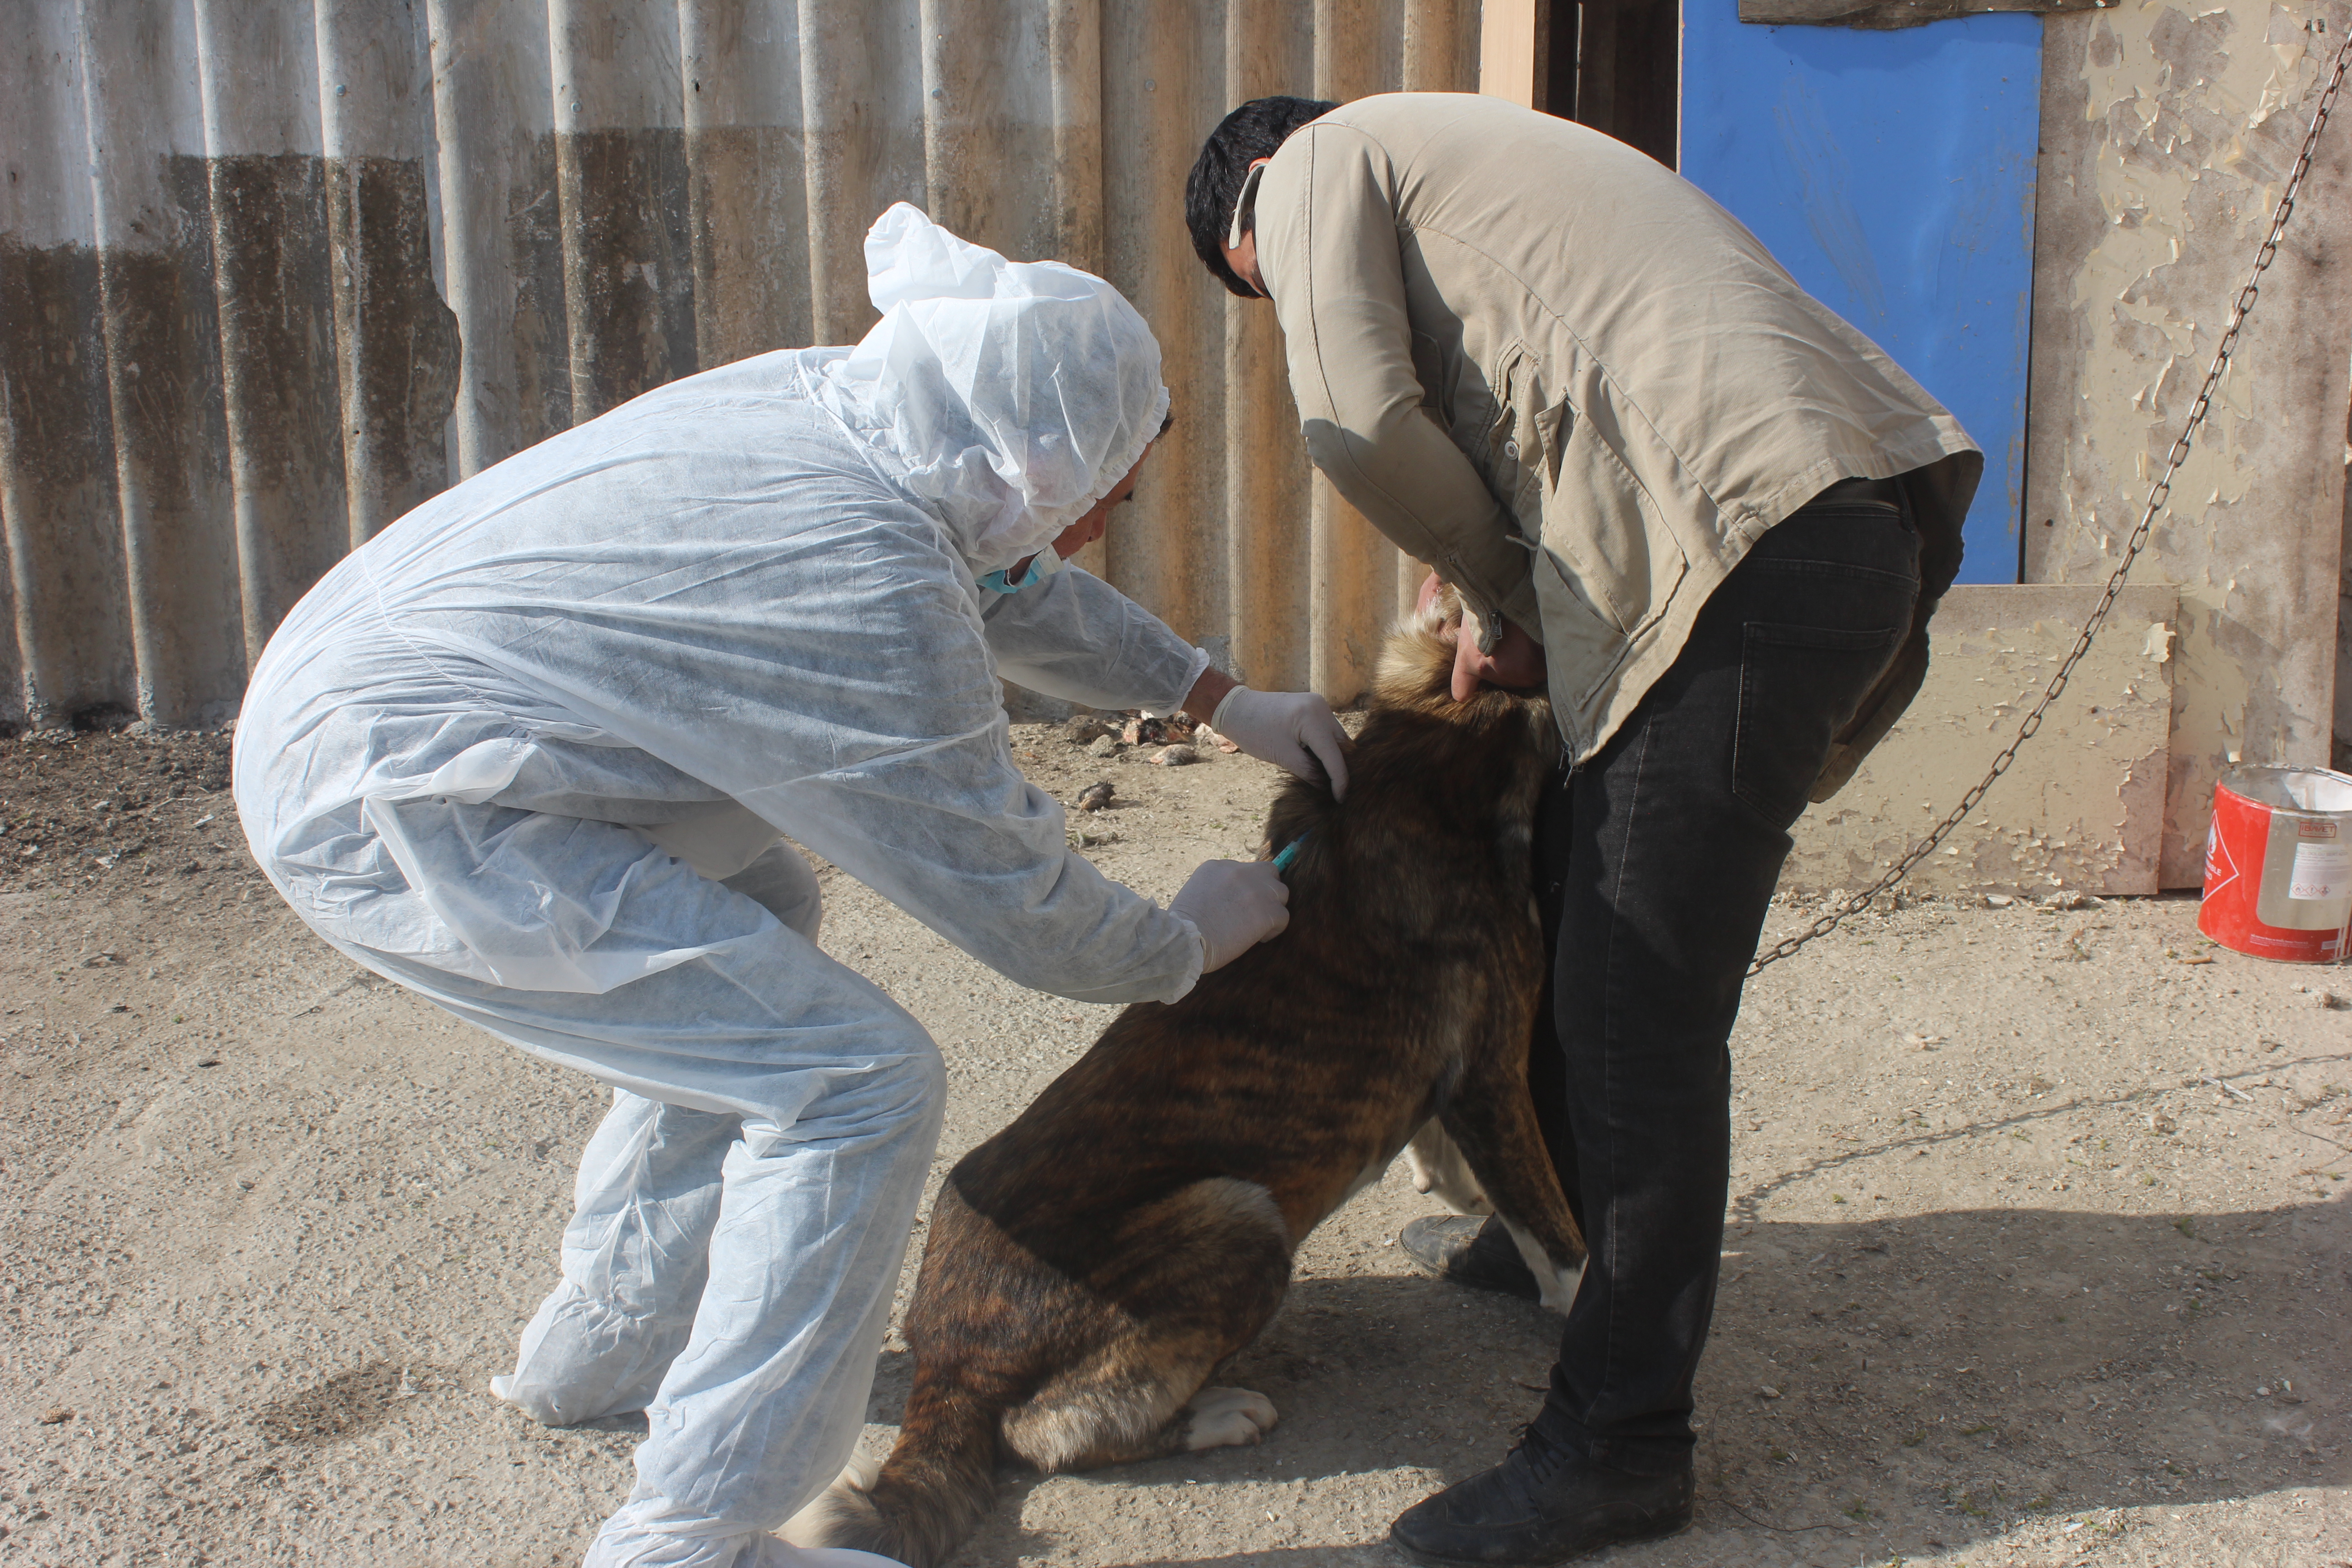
{"left": 1733, "top": 621, "right": 1906, "bottom": 831}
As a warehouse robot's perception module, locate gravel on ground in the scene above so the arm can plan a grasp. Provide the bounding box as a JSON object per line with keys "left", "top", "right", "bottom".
{"left": 0, "top": 720, "right": 2346, "bottom": 1567}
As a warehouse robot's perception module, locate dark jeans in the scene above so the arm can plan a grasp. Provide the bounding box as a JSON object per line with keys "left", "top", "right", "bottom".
{"left": 1524, "top": 491, "right": 1922, "bottom": 1475}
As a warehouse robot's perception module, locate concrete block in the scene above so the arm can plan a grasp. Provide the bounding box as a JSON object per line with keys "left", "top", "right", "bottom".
{"left": 1784, "top": 582, "right": 2177, "bottom": 897}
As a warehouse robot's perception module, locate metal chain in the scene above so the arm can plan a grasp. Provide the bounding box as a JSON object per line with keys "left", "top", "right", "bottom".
{"left": 1749, "top": 25, "right": 2352, "bottom": 977}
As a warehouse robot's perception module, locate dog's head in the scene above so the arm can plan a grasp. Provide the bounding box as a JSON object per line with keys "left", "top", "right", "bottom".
{"left": 1370, "top": 580, "right": 1555, "bottom": 745}
{"left": 1259, "top": 576, "right": 1559, "bottom": 890}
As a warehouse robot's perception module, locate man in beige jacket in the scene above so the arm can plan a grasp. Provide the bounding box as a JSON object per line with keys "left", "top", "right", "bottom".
{"left": 1187, "top": 94, "right": 1980, "bottom": 1565}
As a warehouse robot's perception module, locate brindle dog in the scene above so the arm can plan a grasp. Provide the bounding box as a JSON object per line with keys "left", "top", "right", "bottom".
{"left": 790, "top": 593, "right": 1585, "bottom": 1568}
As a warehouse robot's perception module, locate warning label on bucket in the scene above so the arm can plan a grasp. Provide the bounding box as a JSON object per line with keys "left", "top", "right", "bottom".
{"left": 2289, "top": 840, "right": 2352, "bottom": 902}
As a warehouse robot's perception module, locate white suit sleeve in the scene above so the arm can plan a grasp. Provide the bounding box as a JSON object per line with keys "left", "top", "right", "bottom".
{"left": 421, "top": 500, "right": 1205, "bottom": 1007}
{"left": 980, "top": 564, "right": 1211, "bottom": 714}
{"left": 720, "top": 541, "right": 1202, "bottom": 1004}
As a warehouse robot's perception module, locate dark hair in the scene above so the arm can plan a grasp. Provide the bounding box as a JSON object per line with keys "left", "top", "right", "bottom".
{"left": 1185, "top": 96, "right": 1340, "bottom": 297}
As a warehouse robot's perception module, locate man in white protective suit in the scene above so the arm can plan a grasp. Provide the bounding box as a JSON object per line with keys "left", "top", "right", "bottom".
{"left": 233, "top": 204, "right": 1348, "bottom": 1568}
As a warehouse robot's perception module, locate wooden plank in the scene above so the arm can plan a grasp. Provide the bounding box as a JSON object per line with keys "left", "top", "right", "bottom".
{"left": 1477, "top": 0, "right": 1542, "bottom": 108}
{"left": 1740, "top": 0, "right": 2107, "bottom": 28}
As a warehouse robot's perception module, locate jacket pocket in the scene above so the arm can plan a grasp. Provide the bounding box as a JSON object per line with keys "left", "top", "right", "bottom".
{"left": 1733, "top": 621, "right": 1906, "bottom": 832}
{"left": 1539, "top": 414, "right": 1688, "bottom": 640}
{"left": 1529, "top": 544, "right": 1633, "bottom": 731}
{"left": 1411, "top": 330, "right": 1449, "bottom": 418}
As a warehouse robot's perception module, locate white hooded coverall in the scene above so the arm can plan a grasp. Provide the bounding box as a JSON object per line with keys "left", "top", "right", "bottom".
{"left": 234, "top": 206, "right": 1212, "bottom": 1568}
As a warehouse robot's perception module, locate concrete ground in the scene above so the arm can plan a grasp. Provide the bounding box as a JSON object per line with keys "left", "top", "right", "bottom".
{"left": 1, "top": 723, "right": 2347, "bottom": 1567}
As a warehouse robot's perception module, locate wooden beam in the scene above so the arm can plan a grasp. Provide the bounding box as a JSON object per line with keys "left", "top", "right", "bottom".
{"left": 1480, "top": 0, "right": 1545, "bottom": 108}
{"left": 1592, "top": 0, "right": 1679, "bottom": 167}
{"left": 1740, "top": 0, "right": 2112, "bottom": 28}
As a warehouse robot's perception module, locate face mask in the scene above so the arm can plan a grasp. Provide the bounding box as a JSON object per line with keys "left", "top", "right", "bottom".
{"left": 1227, "top": 162, "right": 1266, "bottom": 251}
{"left": 1226, "top": 162, "right": 1268, "bottom": 298}
{"left": 975, "top": 550, "right": 1059, "bottom": 596}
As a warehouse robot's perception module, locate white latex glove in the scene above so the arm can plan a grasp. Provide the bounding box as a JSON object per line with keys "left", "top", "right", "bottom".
{"left": 1210, "top": 686, "right": 1351, "bottom": 799}
{"left": 1168, "top": 858, "right": 1292, "bottom": 972}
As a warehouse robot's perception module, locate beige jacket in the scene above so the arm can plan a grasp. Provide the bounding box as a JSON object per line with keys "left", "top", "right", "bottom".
{"left": 1253, "top": 93, "right": 1982, "bottom": 792}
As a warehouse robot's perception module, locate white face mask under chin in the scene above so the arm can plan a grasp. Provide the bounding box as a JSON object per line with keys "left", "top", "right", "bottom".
{"left": 1227, "top": 161, "right": 1267, "bottom": 252}
{"left": 1226, "top": 162, "right": 1268, "bottom": 297}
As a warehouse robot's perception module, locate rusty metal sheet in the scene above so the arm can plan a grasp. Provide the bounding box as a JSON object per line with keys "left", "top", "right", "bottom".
{"left": 0, "top": 0, "right": 1477, "bottom": 731}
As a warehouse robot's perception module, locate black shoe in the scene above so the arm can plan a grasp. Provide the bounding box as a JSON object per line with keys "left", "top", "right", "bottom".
{"left": 1399, "top": 1215, "right": 1540, "bottom": 1302}
{"left": 1388, "top": 1427, "right": 1694, "bottom": 1567}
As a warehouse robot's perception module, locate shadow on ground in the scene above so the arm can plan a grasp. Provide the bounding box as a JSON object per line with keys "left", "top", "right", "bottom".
{"left": 889, "top": 1194, "right": 2347, "bottom": 1565}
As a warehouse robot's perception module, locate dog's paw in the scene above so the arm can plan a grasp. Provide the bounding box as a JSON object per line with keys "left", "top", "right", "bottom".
{"left": 1499, "top": 1219, "right": 1588, "bottom": 1315}
{"left": 778, "top": 1446, "right": 884, "bottom": 1545}
{"left": 1536, "top": 1258, "right": 1586, "bottom": 1314}
{"left": 1182, "top": 1387, "right": 1279, "bottom": 1450}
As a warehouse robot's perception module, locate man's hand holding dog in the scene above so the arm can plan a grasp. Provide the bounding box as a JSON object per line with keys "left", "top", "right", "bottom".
{"left": 1168, "top": 858, "right": 1291, "bottom": 971}
{"left": 1417, "top": 570, "right": 1548, "bottom": 702}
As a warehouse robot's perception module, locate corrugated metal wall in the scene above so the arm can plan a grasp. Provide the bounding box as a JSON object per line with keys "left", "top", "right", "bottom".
{"left": 0, "top": 0, "right": 1483, "bottom": 731}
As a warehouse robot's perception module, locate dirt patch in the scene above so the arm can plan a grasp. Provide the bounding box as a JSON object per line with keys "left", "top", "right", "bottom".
{"left": 0, "top": 725, "right": 240, "bottom": 894}
{"left": 251, "top": 1361, "right": 470, "bottom": 1450}
{"left": 0, "top": 721, "right": 2347, "bottom": 1567}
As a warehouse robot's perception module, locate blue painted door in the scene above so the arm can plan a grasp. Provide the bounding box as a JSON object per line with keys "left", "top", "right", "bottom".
{"left": 1680, "top": 1, "right": 2040, "bottom": 583}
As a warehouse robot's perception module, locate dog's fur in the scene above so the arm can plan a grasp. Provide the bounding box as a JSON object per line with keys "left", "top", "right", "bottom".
{"left": 789, "top": 596, "right": 1584, "bottom": 1568}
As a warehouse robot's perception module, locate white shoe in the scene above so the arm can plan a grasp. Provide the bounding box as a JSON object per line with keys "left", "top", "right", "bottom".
{"left": 756, "top": 1543, "right": 906, "bottom": 1568}
{"left": 586, "top": 1523, "right": 909, "bottom": 1568}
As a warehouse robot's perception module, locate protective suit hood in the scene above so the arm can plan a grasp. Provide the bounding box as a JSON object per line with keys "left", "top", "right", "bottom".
{"left": 809, "top": 204, "right": 1170, "bottom": 574}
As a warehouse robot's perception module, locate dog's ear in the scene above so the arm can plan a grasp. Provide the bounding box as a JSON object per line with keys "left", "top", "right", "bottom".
{"left": 1408, "top": 576, "right": 1464, "bottom": 639}
{"left": 1375, "top": 586, "right": 1462, "bottom": 706}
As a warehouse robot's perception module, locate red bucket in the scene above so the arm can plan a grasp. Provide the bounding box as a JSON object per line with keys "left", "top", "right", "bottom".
{"left": 2199, "top": 767, "right": 2352, "bottom": 963}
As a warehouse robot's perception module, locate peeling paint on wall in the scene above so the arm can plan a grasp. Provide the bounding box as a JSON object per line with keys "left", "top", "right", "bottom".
{"left": 2339, "top": 393, "right": 2352, "bottom": 764}
{"left": 2024, "top": 0, "right": 2352, "bottom": 887}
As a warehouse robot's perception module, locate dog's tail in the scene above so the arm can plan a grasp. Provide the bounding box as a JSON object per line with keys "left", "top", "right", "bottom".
{"left": 785, "top": 1373, "right": 1000, "bottom": 1568}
